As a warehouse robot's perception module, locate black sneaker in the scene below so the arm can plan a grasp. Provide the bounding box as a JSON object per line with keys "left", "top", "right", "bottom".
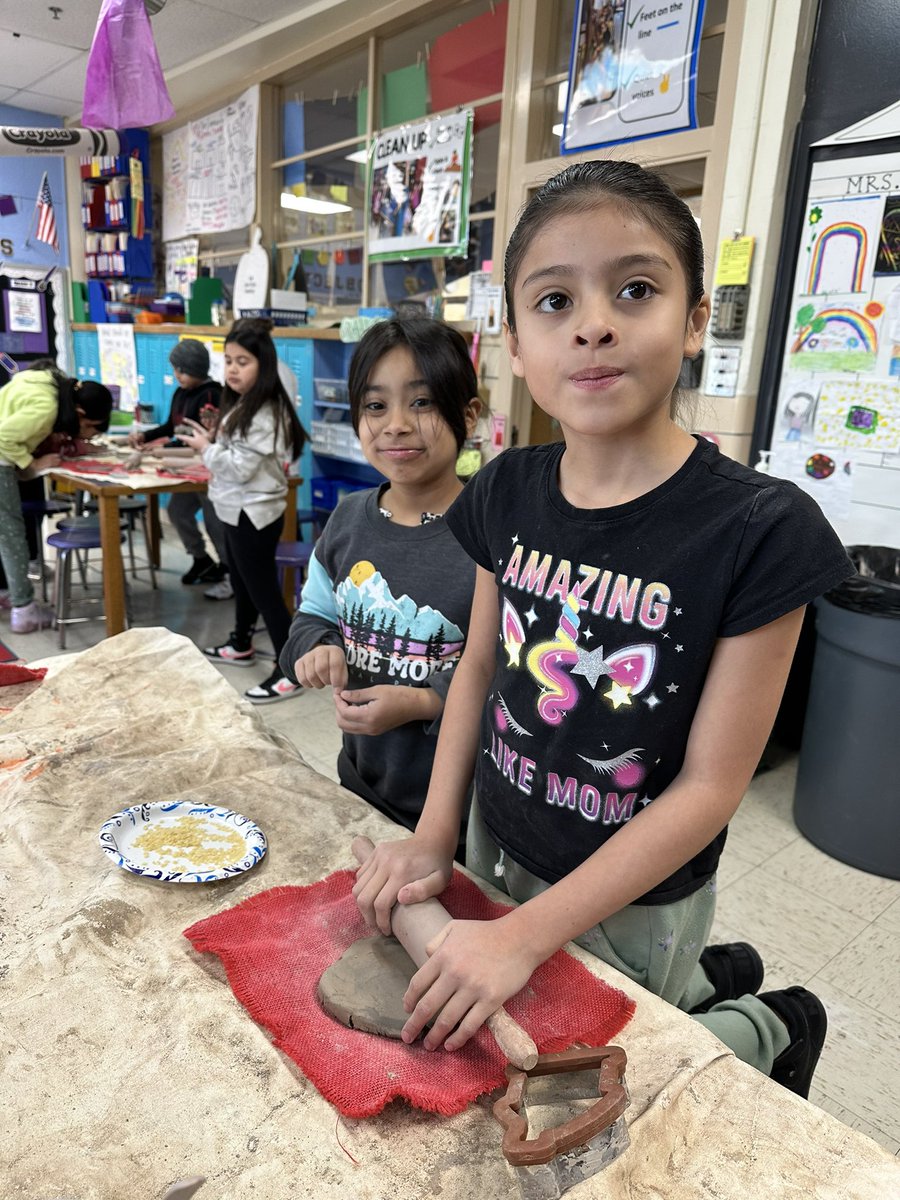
{"left": 182, "top": 555, "right": 216, "bottom": 585}
{"left": 758, "top": 986, "right": 827, "bottom": 1099}
{"left": 690, "top": 942, "right": 765, "bottom": 1013}
{"left": 197, "top": 560, "right": 227, "bottom": 584}
{"left": 244, "top": 668, "right": 301, "bottom": 704}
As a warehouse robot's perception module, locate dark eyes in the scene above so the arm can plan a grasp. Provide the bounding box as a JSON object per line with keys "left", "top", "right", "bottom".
{"left": 363, "top": 397, "right": 433, "bottom": 413}
{"left": 536, "top": 292, "right": 570, "bottom": 313}
{"left": 619, "top": 281, "right": 655, "bottom": 300}
{"left": 535, "top": 281, "right": 656, "bottom": 313}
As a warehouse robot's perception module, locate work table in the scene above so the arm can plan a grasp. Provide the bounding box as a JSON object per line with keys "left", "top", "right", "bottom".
{"left": 1, "top": 628, "right": 896, "bottom": 1198}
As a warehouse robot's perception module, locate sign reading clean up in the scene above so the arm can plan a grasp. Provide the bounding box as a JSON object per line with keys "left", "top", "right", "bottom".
{"left": 367, "top": 111, "right": 472, "bottom": 262}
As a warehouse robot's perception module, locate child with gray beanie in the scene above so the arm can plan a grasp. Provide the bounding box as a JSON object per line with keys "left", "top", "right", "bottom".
{"left": 128, "top": 338, "right": 230, "bottom": 591}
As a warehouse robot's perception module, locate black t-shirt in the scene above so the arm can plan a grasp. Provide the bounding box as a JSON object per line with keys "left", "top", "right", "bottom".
{"left": 446, "top": 438, "right": 855, "bottom": 904}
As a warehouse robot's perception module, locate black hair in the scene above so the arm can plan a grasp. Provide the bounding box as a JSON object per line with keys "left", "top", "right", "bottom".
{"left": 25, "top": 358, "right": 113, "bottom": 435}
{"left": 348, "top": 317, "right": 478, "bottom": 451}
{"left": 504, "top": 160, "right": 706, "bottom": 331}
{"left": 220, "top": 318, "right": 306, "bottom": 460}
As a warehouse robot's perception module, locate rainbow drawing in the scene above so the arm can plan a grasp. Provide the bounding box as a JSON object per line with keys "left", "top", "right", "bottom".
{"left": 791, "top": 307, "right": 878, "bottom": 354}
{"left": 807, "top": 222, "right": 869, "bottom": 293}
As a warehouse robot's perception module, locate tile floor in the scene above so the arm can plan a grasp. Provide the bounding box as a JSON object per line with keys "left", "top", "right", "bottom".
{"left": 6, "top": 516, "right": 900, "bottom": 1156}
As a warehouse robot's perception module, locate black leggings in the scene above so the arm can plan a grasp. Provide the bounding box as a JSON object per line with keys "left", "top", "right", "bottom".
{"left": 224, "top": 511, "right": 291, "bottom": 657}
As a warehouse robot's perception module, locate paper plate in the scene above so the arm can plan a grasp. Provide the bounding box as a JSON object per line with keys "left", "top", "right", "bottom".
{"left": 98, "top": 801, "right": 267, "bottom": 883}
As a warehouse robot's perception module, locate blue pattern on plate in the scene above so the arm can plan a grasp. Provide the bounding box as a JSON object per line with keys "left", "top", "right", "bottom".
{"left": 97, "top": 800, "right": 267, "bottom": 884}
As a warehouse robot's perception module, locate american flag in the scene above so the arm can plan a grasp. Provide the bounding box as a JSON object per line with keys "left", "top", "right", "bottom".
{"left": 35, "top": 172, "right": 59, "bottom": 252}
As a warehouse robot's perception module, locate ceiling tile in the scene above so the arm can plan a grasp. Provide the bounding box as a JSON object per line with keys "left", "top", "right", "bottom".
{"left": 27, "top": 51, "right": 90, "bottom": 104}
{"left": 149, "top": 0, "right": 258, "bottom": 71}
{"left": 7, "top": 89, "right": 84, "bottom": 118}
{"left": 0, "top": 1, "right": 100, "bottom": 51}
{"left": 0, "top": 31, "right": 84, "bottom": 89}
{"left": 193, "top": 0, "right": 307, "bottom": 20}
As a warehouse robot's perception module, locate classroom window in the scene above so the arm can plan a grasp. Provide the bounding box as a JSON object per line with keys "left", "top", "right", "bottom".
{"left": 272, "top": 1, "right": 507, "bottom": 315}
{"left": 279, "top": 49, "right": 369, "bottom": 159}
{"left": 366, "top": 1, "right": 506, "bottom": 308}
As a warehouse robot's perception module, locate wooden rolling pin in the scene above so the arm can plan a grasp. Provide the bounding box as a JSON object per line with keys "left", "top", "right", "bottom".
{"left": 351, "top": 835, "right": 539, "bottom": 1070}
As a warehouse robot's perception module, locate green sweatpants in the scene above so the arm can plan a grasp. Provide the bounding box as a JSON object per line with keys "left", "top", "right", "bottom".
{"left": 0, "top": 464, "right": 34, "bottom": 608}
{"left": 466, "top": 797, "right": 789, "bottom": 1074}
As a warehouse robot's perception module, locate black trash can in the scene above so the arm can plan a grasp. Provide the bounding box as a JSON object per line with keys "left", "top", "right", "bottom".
{"left": 794, "top": 546, "right": 900, "bottom": 879}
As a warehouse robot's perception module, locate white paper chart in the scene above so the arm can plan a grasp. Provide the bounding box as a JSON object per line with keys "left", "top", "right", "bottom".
{"left": 163, "top": 85, "right": 259, "bottom": 241}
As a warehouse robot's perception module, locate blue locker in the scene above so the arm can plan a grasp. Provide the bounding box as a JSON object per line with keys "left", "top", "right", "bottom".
{"left": 72, "top": 330, "right": 100, "bottom": 381}
{"left": 135, "top": 333, "right": 179, "bottom": 422}
{"left": 154, "top": 335, "right": 180, "bottom": 421}
{"left": 275, "top": 337, "right": 316, "bottom": 512}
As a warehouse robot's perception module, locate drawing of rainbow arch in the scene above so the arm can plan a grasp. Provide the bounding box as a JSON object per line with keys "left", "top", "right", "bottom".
{"left": 791, "top": 307, "right": 878, "bottom": 354}
{"left": 807, "top": 222, "right": 868, "bottom": 293}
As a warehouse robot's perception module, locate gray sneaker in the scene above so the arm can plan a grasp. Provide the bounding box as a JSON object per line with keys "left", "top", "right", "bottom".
{"left": 10, "top": 600, "right": 55, "bottom": 633}
{"left": 204, "top": 578, "right": 234, "bottom": 601}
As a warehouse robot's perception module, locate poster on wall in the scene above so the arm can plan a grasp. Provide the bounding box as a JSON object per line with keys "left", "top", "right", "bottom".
{"left": 162, "top": 85, "right": 259, "bottom": 241}
{"left": 561, "top": 0, "right": 706, "bottom": 153}
{"left": 770, "top": 150, "right": 900, "bottom": 525}
{"left": 367, "top": 111, "right": 472, "bottom": 262}
{"left": 164, "top": 238, "right": 200, "bottom": 298}
{"left": 96, "top": 324, "right": 139, "bottom": 413}
{"left": 7, "top": 291, "right": 42, "bottom": 334}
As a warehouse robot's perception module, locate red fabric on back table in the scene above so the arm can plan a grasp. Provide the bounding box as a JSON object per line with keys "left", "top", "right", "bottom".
{"left": 184, "top": 869, "right": 635, "bottom": 1118}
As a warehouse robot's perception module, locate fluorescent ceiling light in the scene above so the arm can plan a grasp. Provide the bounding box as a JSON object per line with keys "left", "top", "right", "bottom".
{"left": 280, "top": 193, "right": 353, "bottom": 215}
{"left": 345, "top": 150, "right": 368, "bottom": 164}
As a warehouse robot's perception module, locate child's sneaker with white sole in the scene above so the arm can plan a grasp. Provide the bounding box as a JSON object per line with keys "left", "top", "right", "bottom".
{"left": 203, "top": 636, "right": 255, "bottom": 666}
{"left": 10, "top": 600, "right": 55, "bottom": 633}
{"left": 244, "top": 669, "right": 301, "bottom": 704}
{"left": 204, "top": 578, "right": 234, "bottom": 601}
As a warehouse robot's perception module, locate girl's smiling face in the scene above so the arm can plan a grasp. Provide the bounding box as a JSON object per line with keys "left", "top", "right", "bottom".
{"left": 224, "top": 344, "right": 260, "bottom": 396}
{"left": 357, "top": 346, "right": 474, "bottom": 489}
{"left": 505, "top": 201, "right": 709, "bottom": 443}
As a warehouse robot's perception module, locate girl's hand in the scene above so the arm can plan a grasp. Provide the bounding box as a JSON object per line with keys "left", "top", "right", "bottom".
{"left": 401, "top": 914, "right": 540, "bottom": 1052}
{"left": 29, "top": 453, "right": 62, "bottom": 473}
{"left": 334, "top": 685, "right": 439, "bottom": 735}
{"left": 176, "top": 417, "right": 210, "bottom": 452}
{"left": 353, "top": 835, "right": 453, "bottom": 935}
{"left": 127, "top": 430, "right": 145, "bottom": 448}
{"left": 294, "top": 644, "right": 348, "bottom": 690}
{"left": 199, "top": 405, "right": 219, "bottom": 432}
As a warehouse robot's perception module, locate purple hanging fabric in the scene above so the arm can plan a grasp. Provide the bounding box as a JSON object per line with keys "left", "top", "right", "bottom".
{"left": 82, "top": 0, "right": 176, "bottom": 127}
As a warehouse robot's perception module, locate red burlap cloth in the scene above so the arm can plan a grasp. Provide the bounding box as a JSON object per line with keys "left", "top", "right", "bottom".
{"left": 0, "top": 662, "right": 47, "bottom": 685}
{"left": 184, "top": 870, "right": 635, "bottom": 1117}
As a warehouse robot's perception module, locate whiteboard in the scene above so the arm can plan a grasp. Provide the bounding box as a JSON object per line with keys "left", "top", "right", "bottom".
{"left": 163, "top": 84, "right": 259, "bottom": 242}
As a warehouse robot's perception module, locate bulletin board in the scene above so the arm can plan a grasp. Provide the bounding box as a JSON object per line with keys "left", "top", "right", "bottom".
{"left": 769, "top": 149, "right": 900, "bottom": 522}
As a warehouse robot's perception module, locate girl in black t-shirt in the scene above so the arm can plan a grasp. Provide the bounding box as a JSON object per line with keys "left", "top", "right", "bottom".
{"left": 353, "top": 161, "right": 854, "bottom": 1100}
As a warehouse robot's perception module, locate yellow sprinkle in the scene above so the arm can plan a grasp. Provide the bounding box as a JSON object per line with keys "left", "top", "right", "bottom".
{"left": 132, "top": 815, "right": 246, "bottom": 869}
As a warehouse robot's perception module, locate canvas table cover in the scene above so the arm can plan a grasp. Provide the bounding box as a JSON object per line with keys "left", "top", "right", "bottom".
{"left": 1, "top": 628, "right": 897, "bottom": 1199}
